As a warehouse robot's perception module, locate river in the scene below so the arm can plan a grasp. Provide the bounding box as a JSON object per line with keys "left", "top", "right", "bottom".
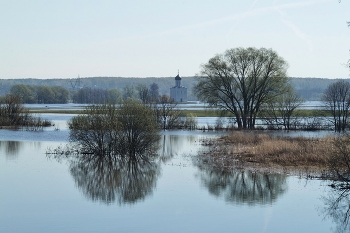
{"left": 0, "top": 113, "right": 346, "bottom": 233}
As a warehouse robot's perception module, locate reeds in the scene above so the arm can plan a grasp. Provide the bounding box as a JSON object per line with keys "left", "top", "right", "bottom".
{"left": 202, "top": 132, "right": 334, "bottom": 171}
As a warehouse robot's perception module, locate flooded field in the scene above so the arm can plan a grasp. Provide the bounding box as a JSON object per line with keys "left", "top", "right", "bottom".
{"left": 0, "top": 113, "right": 344, "bottom": 233}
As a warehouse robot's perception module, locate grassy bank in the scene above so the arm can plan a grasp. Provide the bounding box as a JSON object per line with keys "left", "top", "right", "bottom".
{"left": 198, "top": 131, "right": 336, "bottom": 176}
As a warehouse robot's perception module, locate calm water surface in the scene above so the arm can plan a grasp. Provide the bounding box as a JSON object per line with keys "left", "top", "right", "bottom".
{"left": 0, "top": 114, "right": 344, "bottom": 232}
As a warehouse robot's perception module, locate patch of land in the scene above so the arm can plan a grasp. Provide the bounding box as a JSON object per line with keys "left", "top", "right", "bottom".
{"left": 197, "top": 131, "right": 336, "bottom": 177}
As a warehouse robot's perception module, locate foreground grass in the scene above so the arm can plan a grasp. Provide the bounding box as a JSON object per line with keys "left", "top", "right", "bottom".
{"left": 199, "top": 131, "right": 335, "bottom": 175}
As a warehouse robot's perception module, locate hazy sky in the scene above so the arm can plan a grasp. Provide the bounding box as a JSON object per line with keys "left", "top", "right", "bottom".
{"left": 0, "top": 0, "right": 349, "bottom": 79}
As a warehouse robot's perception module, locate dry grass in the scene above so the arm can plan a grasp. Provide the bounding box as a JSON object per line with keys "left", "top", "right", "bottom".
{"left": 202, "top": 131, "right": 334, "bottom": 173}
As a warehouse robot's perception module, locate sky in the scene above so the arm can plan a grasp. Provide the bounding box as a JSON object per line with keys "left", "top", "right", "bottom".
{"left": 0, "top": 0, "right": 349, "bottom": 79}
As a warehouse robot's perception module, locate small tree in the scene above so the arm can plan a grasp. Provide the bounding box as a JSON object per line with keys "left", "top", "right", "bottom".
{"left": 122, "top": 85, "right": 137, "bottom": 100}
{"left": 0, "top": 94, "right": 26, "bottom": 126}
{"left": 150, "top": 83, "right": 159, "bottom": 103}
{"left": 137, "top": 84, "right": 151, "bottom": 104}
{"left": 328, "top": 134, "right": 350, "bottom": 182}
{"left": 262, "top": 86, "right": 304, "bottom": 130}
{"left": 68, "top": 104, "right": 118, "bottom": 155}
{"left": 115, "top": 99, "right": 160, "bottom": 159}
{"left": 107, "top": 89, "right": 122, "bottom": 104}
{"left": 68, "top": 100, "right": 160, "bottom": 158}
{"left": 322, "top": 80, "right": 350, "bottom": 132}
{"left": 155, "top": 95, "right": 182, "bottom": 130}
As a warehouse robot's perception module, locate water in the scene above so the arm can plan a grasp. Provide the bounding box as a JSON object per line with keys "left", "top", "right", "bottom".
{"left": 0, "top": 114, "right": 343, "bottom": 232}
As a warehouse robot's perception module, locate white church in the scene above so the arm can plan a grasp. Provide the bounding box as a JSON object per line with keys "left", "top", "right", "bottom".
{"left": 170, "top": 73, "right": 187, "bottom": 103}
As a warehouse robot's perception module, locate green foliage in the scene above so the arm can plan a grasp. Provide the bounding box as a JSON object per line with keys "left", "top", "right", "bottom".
{"left": 107, "top": 89, "right": 122, "bottom": 104}
{"left": 72, "top": 87, "right": 110, "bottom": 104}
{"left": 183, "top": 113, "right": 197, "bottom": 130}
{"left": 51, "top": 86, "right": 69, "bottom": 103}
{"left": 68, "top": 100, "right": 160, "bottom": 158}
{"left": 1, "top": 77, "right": 348, "bottom": 102}
{"left": 154, "top": 94, "right": 182, "bottom": 130}
{"left": 10, "top": 84, "right": 36, "bottom": 103}
{"left": 10, "top": 84, "right": 69, "bottom": 104}
{"left": 115, "top": 99, "right": 160, "bottom": 158}
{"left": 0, "top": 76, "right": 198, "bottom": 101}
{"left": 0, "top": 94, "right": 51, "bottom": 129}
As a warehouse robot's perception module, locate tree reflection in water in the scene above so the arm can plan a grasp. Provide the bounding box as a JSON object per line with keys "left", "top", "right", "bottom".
{"left": 158, "top": 134, "right": 196, "bottom": 163}
{"left": 194, "top": 159, "right": 288, "bottom": 205}
{"left": 0, "top": 141, "right": 21, "bottom": 159}
{"left": 68, "top": 155, "right": 160, "bottom": 205}
{"left": 322, "top": 185, "right": 350, "bottom": 233}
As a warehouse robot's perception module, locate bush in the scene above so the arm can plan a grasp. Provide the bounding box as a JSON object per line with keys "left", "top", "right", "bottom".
{"left": 68, "top": 100, "right": 160, "bottom": 158}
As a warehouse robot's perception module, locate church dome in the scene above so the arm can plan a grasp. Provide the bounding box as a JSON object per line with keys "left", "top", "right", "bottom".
{"left": 175, "top": 74, "right": 181, "bottom": 80}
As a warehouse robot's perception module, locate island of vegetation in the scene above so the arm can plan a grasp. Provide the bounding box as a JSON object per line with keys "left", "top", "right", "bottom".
{"left": 0, "top": 94, "right": 51, "bottom": 130}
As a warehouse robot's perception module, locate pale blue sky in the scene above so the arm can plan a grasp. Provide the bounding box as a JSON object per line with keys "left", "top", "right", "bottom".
{"left": 0, "top": 0, "right": 349, "bottom": 79}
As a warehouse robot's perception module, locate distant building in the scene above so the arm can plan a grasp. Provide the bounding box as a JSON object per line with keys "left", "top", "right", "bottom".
{"left": 170, "top": 73, "right": 187, "bottom": 102}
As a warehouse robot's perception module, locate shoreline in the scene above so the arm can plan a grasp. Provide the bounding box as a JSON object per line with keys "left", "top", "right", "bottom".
{"left": 196, "top": 131, "right": 339, "bottom": 179}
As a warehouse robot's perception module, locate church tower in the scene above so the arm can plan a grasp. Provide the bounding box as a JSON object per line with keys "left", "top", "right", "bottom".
{"left": 170, "top": 72, "right": 187, "bottom": 102}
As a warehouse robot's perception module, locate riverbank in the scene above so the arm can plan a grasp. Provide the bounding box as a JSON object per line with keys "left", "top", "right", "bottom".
{"left": 196, "top": 131, "right": 338, "bottom": 177}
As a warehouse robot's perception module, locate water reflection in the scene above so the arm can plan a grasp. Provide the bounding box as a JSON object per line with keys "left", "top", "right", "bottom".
{"left": 322, "top": 185, "right": 350, "bottom": 233}
{"left": 47, "top": 133, "right": 208, "bottom": 205}
{"left": 195, "top": 165, "right": 288, "bottom": 205}
{"left": 0, "top": 141, "right": 21, "bottom": 159}
{"left": 68, "top": 155, "right": 160, "bottom": 205}
{"left": 0, "top": 141, "right": 44, "bottom": 160}
{"left": 158, "top": 134, "right": 197, "bottom": 163}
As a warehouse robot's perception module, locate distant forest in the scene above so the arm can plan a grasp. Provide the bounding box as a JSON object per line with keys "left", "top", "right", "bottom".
{"left": 0, "top": 76, "right": 348, "bottom": 101}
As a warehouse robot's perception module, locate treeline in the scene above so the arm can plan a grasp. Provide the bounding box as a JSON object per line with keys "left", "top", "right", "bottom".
{"left": 9, "top": 84, "right": 69, "bottom": 104}
{"left": 1, "top": 76, "right": 348, "bottom": 101}
{"left": 7, "top": 83, "right": 162, "bottom": 104}
{"left": 0, "top": 76, "right": 198, "bottom": 101}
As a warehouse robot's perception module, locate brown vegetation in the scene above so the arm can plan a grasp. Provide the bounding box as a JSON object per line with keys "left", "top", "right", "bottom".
{"left": 199, "top": 132, "right": 335, "bottom": 175}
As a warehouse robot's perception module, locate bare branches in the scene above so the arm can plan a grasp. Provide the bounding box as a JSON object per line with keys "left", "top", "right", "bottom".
{"left": 194, "top": 47, "right": 289, "bottom": 129}
{"left": 322, "top": 80, "right": 350, "bottom": 132}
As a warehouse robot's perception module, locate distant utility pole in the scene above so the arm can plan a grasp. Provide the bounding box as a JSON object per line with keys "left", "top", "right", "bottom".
{"left": 69, "top": 75, "right": 82, "bottom": 90}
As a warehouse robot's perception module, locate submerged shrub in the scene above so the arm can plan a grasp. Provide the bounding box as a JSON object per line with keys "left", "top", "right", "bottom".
{"left": 68, "top": 100, "right": 160, "bottom": 158}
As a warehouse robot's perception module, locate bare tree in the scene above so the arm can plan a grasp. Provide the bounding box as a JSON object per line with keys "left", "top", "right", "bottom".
{"left": 193, "top": 47, "right": 289, "bottom": 129}
{"left": 137, "top": 84, "right": 151, "bottom": 104}
{"left": 1, "top": 94, "right": 25, "bottom": 126}
{"left": 322, "top": 80, "right": 350, "bottom": 132}
{"left": 155, "top": 95, "right": 182, "bottom": 130}
{"left": 262, "top": 86, "right": 304, "bottom": 130}
{"left": 327, "top": 134, "right": 350, "bottom": 182}
{"left": 149, "top": 83, "right": 159, "bottom": 103}
{"left": 68, "top": 100, "right": 160, "bottom": 158}
{"left": 122, "top": 85, "right": 137, "bottom": 100}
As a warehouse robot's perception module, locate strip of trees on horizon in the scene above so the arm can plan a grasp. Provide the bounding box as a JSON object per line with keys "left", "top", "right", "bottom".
{"left": 7, "top": 82, "right": 162, "bottom": 104}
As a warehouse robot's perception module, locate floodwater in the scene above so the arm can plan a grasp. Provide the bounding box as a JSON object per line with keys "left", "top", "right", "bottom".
{"left": 0, "top": 113, "right": 345, "bottom": 233}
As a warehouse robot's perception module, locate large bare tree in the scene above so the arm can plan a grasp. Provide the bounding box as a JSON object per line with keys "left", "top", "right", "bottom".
{"left": 194, "top": 47, "right": 289, "bottom": 129}
{"left": 322, "top": 80, "right": 350, "bottom": 132}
